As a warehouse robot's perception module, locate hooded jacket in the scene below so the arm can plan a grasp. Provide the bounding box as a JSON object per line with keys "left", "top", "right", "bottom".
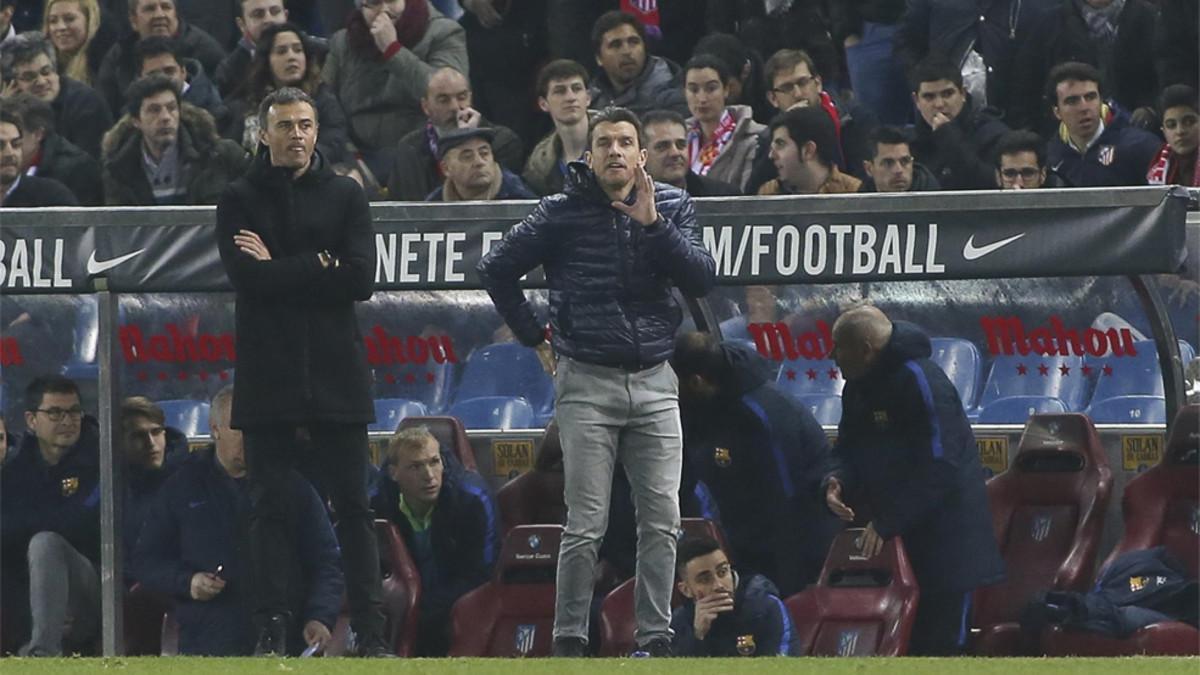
{"left": 910, "top": 96, "right": 1010, "bottom": 190}
{"left": 95, "top": 19, "right": 227, "bottom": 116}
{"left": 823, "top": 321, "right": 1005, "bottom": 593}
{"left": 588, "top": 54, "right": 689, "bottom": 118}
{"left": 1046, "top": 106, "right": 1163, "bottom": 187}
{"left": 686, "top": 105, "right": 765, "bottom": 192}
{"left": 477, "top": 162, "right": 715, "bottom": 370}
{"left": 671, "top": 573, "right": 800, "bottom": 657}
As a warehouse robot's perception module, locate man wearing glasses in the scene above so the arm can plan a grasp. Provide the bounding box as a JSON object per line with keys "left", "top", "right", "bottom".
{"left": 993, "top": 130, "right": 1069, "bottom": 190}
{"left": 859, "top": 126, "right": 941, "bottom": 193}
{"left": 0, "top": 375, "right": 101, "bottom": 656}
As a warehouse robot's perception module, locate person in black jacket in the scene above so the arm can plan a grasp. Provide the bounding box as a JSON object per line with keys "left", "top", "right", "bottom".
{"left": 132, "top": 386, "right": 344, "bottom": 656}
{"left": 134, "top": 35, "right": 228, "bottom": 131}
{"left": 6, "top": 92, "right": 104, "bottom": 204}
{"left": 858, "top": 125, "right": 941, "bottom": 193}
{"left": 215, "top": 86, "right": 386, "bottom": 657}
{"left": 0, "top": 109, "right": 77, "bottom": 207}
{"left": 0, "top": 376, "right": 99, "bottom": 656}
{"left": 119, "top": 395, "right": 187, "bottom": 580}
{"left": 213, "top": 0, "right": 289, "bottom": 98}
{"left": 372, "top": 425, "right": 499, "bottom": 656}
{"left": 477, "top": 106, "right": 716, "bottom": 657}
{"left": 671, "top": 332, "right": 841, "bottom": 597}
{"left": 822, "top": 305, "right": 1005, "bottom": 655}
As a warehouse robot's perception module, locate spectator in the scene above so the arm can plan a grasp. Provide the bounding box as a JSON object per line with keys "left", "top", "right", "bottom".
{"left": 706, "top": 0, "right": 840, "bottom": 91}
{"left": 822, "top": 305, "right": 1005, "bottom": 655}
{"left": 4, "top": 95, "right": 97, "bottom": 203}
{"left": 101, "top": 74, "right": 247, "bottom": 205}
{"left": 682, "top": 54, "right": 763, "bottom": 192}
{"left": 1011, "top": 0, "right": 1158, "bottom": 134}
{"left": 118, "top": 395, "right": 186, "bottom": 577}
{"left": 523, "top": 58, "right": 591, "bottom": 197}
{"left": 1154, "top": 0, "right": 1197, "bottom": 90}
{"left": 372, "top": 425, "right": 498, "bottom": 656}
{"left": 0, "top": 0, "right": 13, "bottom": 45}
{"left": 0, "top": 376, "right": 99, "bottom": 656}
{"left": 994, "top": 129, "right": 1068, "bottom": 189}
{"left": 0, "top": 108, "right": 77, "bottom": 206}
{"left": 96, "top": 0, "right": 227, "bottom": 116}
{"left": 908, "top": 56, "right": 1009, "bottom": 191}
{"left": 692, "top": 32, "right": 770, "bottom": 125}
{"left": 425, "top": 126, "right": 534, "bottom": 202}
{"left": 386, "top": 66, "right": 521, "bottom": 200}
{"left": 478, "top": 106, "right": 715, "bottom": 657}
{"left": 42, "top": 0, "right": 117, "bottom": 86}
{"left": 132, "top": 386, "right": 345, "bottom": 656}
{"left": 215, "top": 87, "right": 389, "bottom": 657}
{"left": 213, "top": 0, "right": 289, "bottom": 98}
{"left": 859, "top": 125, "right": 939, "bottom": 193}
{"left": 135, "top": 35, "right": 227, "bottom": 129}
{"left": 226, "top": 22, "right": 350, "bottom": 162}
{"left": 670, "top": 535, "right": 800, "bottom": 657}
{"left": 671, "top": 332, "right": 840, "bottom": 596}
{"left": 642, "top": 109, "right": 739, "bottom": 196}
{"left": 587, "top": 10, "right": 687, "bottom": 117}
{"left": 322, "top": 0, "right": 468, "bottom": 155}
{"left": 1147, "top": 85, "right": 1198, "bottom": 187}
{"left": 1045, "top": 61, "right": 1162, "bottom": 187}
{"left": 830, "top": 0, "right": 909, "bottom": 125}
{"left": 458, "top": 0, "right": 545, "bottom": 146}
{"left": 1, "top": 32, "right": 113, "bottom": 159}
{"left": 758, "top": 106, "right": 861, "bottom": 195}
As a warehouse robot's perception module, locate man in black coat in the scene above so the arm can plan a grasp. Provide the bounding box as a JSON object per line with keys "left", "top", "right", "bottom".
{"left": 0, "top": 109, "right": 77, "bottom": 207}
{"left": 822, "top": 305, "right": 1005, "bottom": 655}
{"left": 6, "top": 93, "right": 104, "bottom": 205}
{"left": 857, "top": 125, "right": 941, "bottom": 193}
{"left": 215, "top": 86, "right": 387, "bottom": 657}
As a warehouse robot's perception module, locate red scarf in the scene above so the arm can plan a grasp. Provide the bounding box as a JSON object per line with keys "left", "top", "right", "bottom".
{"left": 347, "top": 0, "right": 430, "bottom": 59}
{"left": 1147, "top": 144, "right": 1200, "bottom": 187}
{"left": 687, "top": 109, "right": 737, "bottom": 176}
{"left": 818, "top": 90, "right": 842, "bottom": 141}
{"left": 621, "top": 0, "right": 661, "bottom": 39}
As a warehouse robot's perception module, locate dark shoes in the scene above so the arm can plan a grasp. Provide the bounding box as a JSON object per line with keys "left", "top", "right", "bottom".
{"left": 633, "top": 638, "right": 673, "bottom": 657}
{"left": 252, "top": 613, "right": 289, "bottom": 657}
{"left": 356, "top": 633, "right": 397, "bottom": 658}
{"left": 552, "top": 636, "right": 588, "bottom": 657}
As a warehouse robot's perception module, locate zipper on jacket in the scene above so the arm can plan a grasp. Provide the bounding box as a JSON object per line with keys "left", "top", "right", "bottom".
{"left": 616, "top": 210, "right": 643, "bottom": 369}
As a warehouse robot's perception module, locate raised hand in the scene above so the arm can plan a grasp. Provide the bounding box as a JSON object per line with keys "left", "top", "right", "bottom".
{"left": 611, "top": 166, "right": 658, "bottom": 226}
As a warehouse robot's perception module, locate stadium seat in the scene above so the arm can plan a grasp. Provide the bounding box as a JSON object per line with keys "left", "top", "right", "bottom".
{"left": 60, "top": 296, "right": 99, "bottom": 380}
{"left": 784, "top": 529, "right": 920, "bottom": 656}
{"left": 976, "top": 395, "right": 1068, "bottom": 424}
{"left": 930, "top": 337, "right": 983, "bottom": 410}
{"left": 396, "top": 416, "right": 478, "bottom": 472}
{"left": 496, "top": 469, "right": 565, "bottom": 535}
{"left": 375, "top": 519, "right": 422, "bottom": 657}
{"left": 776, "top": 357, "right": 844, "bottom": 399}
{"left": 1179, "top": 340, "right": 1196, "bottom": 365}
{"left": 1042, "top": 405, "right": 1199, "bottom": 656}
{"left": 448, "top": 396, "right": 536, "bottom": 430}
{"left": 448, "top": 525, "right": 563, "bottom": 657}
{"left": 1085, "top": 395, "right": 1167, "bottom": 425}
{"left": 795, "top": 393, "right": 843, "bottom": 426}
{"left": 972, "top": 413, "right": 1113, "bottom": 655}
{"left": 978, "top": 354, "right": 1088, "bottom": 412}
{"left": 1087, "top": 341, "right": 1168, "bottom": 402}
{"left": 157, "top": 399, "right": 211, "bottom": 437}
{"left": 452, "top": 343, "right": 555, "bottom": 425}
{"left": 369, "top": 398, "right": 428, "bottom": 433}
{"left": 374, "top": 358, "right": 456, "bottom": 415}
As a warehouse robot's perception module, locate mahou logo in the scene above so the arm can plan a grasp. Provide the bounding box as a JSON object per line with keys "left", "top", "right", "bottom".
{"left": 747, "top": 321, "right": 834, "bottom": 361}
{"left": 363, "top": 326, "right": 458, "bottom": 366}
{"left": 980, "top": 316, "right": 1139, "bottom": 357}
{"left": 0, "top": 336, "right": 23, "bottom": 366}
{"left": 120, "top": 324, "right": 236, "bottom": 363}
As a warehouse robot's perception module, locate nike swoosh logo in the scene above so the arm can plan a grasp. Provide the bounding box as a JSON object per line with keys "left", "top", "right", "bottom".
{"left": 962, "top": 233, "right": 1025, "bottom": 261}
{"left": 86, "top": 248, "right": 146, "bottom": 275}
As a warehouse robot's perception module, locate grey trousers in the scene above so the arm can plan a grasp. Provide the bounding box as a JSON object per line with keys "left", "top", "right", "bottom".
{"left": 552, "top": 356, "right": 683, "bottom": 645}
{"left": 20, "top": 531, "right": 101, "bottom": 656}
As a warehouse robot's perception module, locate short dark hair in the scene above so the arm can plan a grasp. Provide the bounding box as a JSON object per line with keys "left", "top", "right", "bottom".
{"left": 671, "top": 332, "right": 726, "bottom": 382}
{"left": 24, "top": 375, "right": 80, "bottom": 412}
{"left": 591, "top": 11, "right": 644, "bottom": 56}
{"left": 257, "top": 86, "right": 317, "bottom": 131}
{"left": 0, "top": 108, "right": 23, "bottom": 137}
{"left": 763, "top": 48, "right": 818, "bottom": 87}
{"left": 684, "top": 54, "right": 732, "bottom": 85}
{"left": 693, "top": 33, "right": 749, "bottom": 82}
{"left": 0, "top": 32, "right": 56, "bottom": 81}
{"left": 125, "top": 73, "right": 179, "bottom": 117}
{"left": 1159, "top": 84, "right": 1198, "bottom": 115}
{"left": 1046, "top": 61, "right": 1104, "bottom": 106}
{"left": 588, "top": 106, "right": 644, "bottom": 150}
{"left": 120, "top": 396, "right": 165, "bottom": 426}
{"left": 908, "top": 55, "right": 963, "bottom": 93}
{"left": 676, "top": 536, "right": 723, "bottom": 578}
{"left": 134, "top": 36, "right": 182, "bottom": 75}
{"left": 768, "top": 106, "right": 839, "bottom": 167}
{"left": 536, "top": 59, "right": 589, "bottom": 99}
{"left": 641, "top": 108, "right": 686, "bottom": 130}
{"left": 867, "top": 125, "right": 911, "bottom": 159}
{"left": 6, "top": 93, "right": 54, "bottom": 134}
{"left": 993, "top": 130, "right": 1045, "bottom": 168}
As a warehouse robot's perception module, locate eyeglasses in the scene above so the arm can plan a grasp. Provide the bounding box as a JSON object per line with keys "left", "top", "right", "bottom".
{"left": 15, "top": 66, "right": 54, "bottom": 83}
{"left": 35, "top": 406, "right": 84, "bottom": 421}
{"left": 1000, "top": 167, "right": 1042, "bottom": 180}
{"left": 771, "top": 76, "right": 814, "bottom": 95}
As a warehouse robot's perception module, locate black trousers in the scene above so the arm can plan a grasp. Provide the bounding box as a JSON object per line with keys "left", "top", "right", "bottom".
{"left": 909, "top": 589, "right": 972, "bottom": 656}
{"left": 244, "top": 423, "right": 383, "bottom": 638}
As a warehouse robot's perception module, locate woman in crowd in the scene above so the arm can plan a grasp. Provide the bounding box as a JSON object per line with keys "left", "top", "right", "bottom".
{"left": 41, "top": 0, "right": 114, "bottom": 86}
{"left": 683, "top": 53, "right": 764, "bottom": 192}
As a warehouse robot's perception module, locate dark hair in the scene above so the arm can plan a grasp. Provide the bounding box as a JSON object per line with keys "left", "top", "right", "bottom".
{"left": 591, "top": 10, "right": 645, "bottom": 56}
{"left": 120, "top": 396, "right": 165, "bottom": 426}
{"left": 676, "top": 536, "right": 723, "bottom": 578}
{"left": 536, "top": 58, "right": 589, "bottom": 99}
{"left": 1045, "top": 61, "right": 1104, "bottom": 106}
{"left": 129, "top": 0, "right": 173, "bottom": 15}
{"left": 125, "top": 73, "right": 179, "bottom": 117}
{"left": 6, "top": 93, "right": 54, "bottom": 134}
{"left": 693, "top": 33, "right": 748, "bottom": 82}
{"left": 768, "top": 105, "right": 839, "bottom": 166}
{"left": 1159, "top": 84, "right": 1198, "bottom": 115}
{"left": 246, "top": 22, "right": 321, "bottom": 102}
{"left": 763, "top": 48, "right": 818, "bottom": 87}
{"left": 0, "top": 31, "right": 56, "bottom": 81}
{"left": 587, "top": 105, "right": 644, "bottom": 150}
{"left": 134, "top": 35, "right": 181, "bottom": 75}
{"left": 868, "top": 125, "right": 910, "bottom": 159}
{"left": 641, "top": 108, "right": 686, "bottom": 130}
{"left": 671, "top": 332, "right": 726, "bottom": 381}
{"left": 24, "top": 375, "right": 80, "bottom": 412}
{"left": 0, "top": 108, "right": 22, "bottom": 136}
{"left": 993, "top": 130, "right": 1045, "bottom": 168}
{"left": 908, "top": 55, "right": 963, "bottom": 93}
{"left": 684, "top": 53, "right": 732, "bottom": 85}
{"left": 257, "top": 85, "right": 317, "bottom": 130}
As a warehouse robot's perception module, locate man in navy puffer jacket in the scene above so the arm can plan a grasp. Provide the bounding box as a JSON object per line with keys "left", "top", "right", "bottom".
{"left": 478, "top": 106, "right": 715, "bottom": 657}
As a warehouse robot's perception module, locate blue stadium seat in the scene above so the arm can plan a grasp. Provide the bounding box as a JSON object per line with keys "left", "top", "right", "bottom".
{"left": 776, "top": 358, "right": 844, "bottom": 398}
{"left": 795, "top": 393, "right": 842, "bottom": 425}
{"left": 1085, "top": 395, "right": 1167, "bottom": 424}
{"left": 157, "top": 399, "right": 211, "bottom": 437}
{"left": 61, "top": 296, "right": 99, "bottom": 380}
{"left": 976, "top": 395, "right": 1068, "bottom": 424}
{"left": 452, "top": 343, "right": 554, "bottom": 423}
{"left": 370, "top": 398, "right": 429, "bottom": 434}
{"left": 374, "top": 358, "right": 455, "bottom": 414}
{"left": 978, "top": 354, "right": 1088, "bottom": 411}
{"left": 929, "top": 337, "right": 983, "bottom": 410}
{"left": 1087, "top": 341, "right": 1167, "bottom": 402}
{"left": 1178, "top": 340, "right": 1196, "bottom": 365}
{"left": 449, "top": 396, "right": 536, "bottom": 430}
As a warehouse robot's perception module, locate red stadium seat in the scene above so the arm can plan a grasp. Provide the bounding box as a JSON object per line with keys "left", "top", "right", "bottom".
{"left": 375, "top": 519, "right": 422, "bottom": 657}
{"left": 496, "top": 468, "right": 565, "bottom": 535}
{"left": 124, "top": 584, "right": 173, "bottom": 656}
{"left": 784, "top": 529, "right": 919, "bottom": 656}
{"left": 396, "top": 416, "right": 478, "bottom": 471}
{"left": 1043, "top": 405, "right": 1200, "bottom": 657}
{"left": 973, "top": 413, "right": 1113, "bottom": 655}
{"left": 448, "top": 525, "right": 562, "bottom": 657}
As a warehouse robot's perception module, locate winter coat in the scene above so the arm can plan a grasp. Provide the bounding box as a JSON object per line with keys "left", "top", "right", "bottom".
{"left": 180, "top": 57, "right": 229, "bottom": 132}
{"left": 686, "top": 105, "right": 765, "bottom": 192}
{"left": 2, "top": 174, "right": 78, "bottom": 207}
{"left": 33, "top": 132, "right": 104, "bottom": 205}
{"left": 588, "top": 54, "right": 689, "bottom": 118}
{"left": 388, "top": 119, "right": 524, "bottom": 201}
{"left": 101, "top": 102, "right": 249, "bottom": 206}
{"left": 425, "top": 165, "right": 536, "bottom": 202}
{"left": 823, "top": 321, "right": 1006, "bottom": 593}
{"left": 52, "top": 76, "right": 113, "bottom": 160}
{"left": 757, "top": 165, "right": 863, "bottom": 195}
{"left": 857, "top": 162, "right": 943, "bottom": 192}
{"left": 96, "top": 20, "right": 227, "bottom": 115}
{"left": 477, "top": 162, "right": 715, "bottom": 370}
{"left": 672, "top": 573, "right": 801, "bottom": 657}
{"left": 122, "top": 426, "right": 188, "bottom": 572}
{"left": 910, "top": 98, "right": 1010, "bottom": 190}
{"left": 216, "top": 150, "right": 375, "bottom": 428}
{"left": 1046, "top": 108, "right": 1163, "bottom": 187}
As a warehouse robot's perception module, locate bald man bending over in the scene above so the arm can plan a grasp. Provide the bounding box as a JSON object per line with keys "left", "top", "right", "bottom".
{"left": 821, "top": 305, "right": 1003, "bottom": 655}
